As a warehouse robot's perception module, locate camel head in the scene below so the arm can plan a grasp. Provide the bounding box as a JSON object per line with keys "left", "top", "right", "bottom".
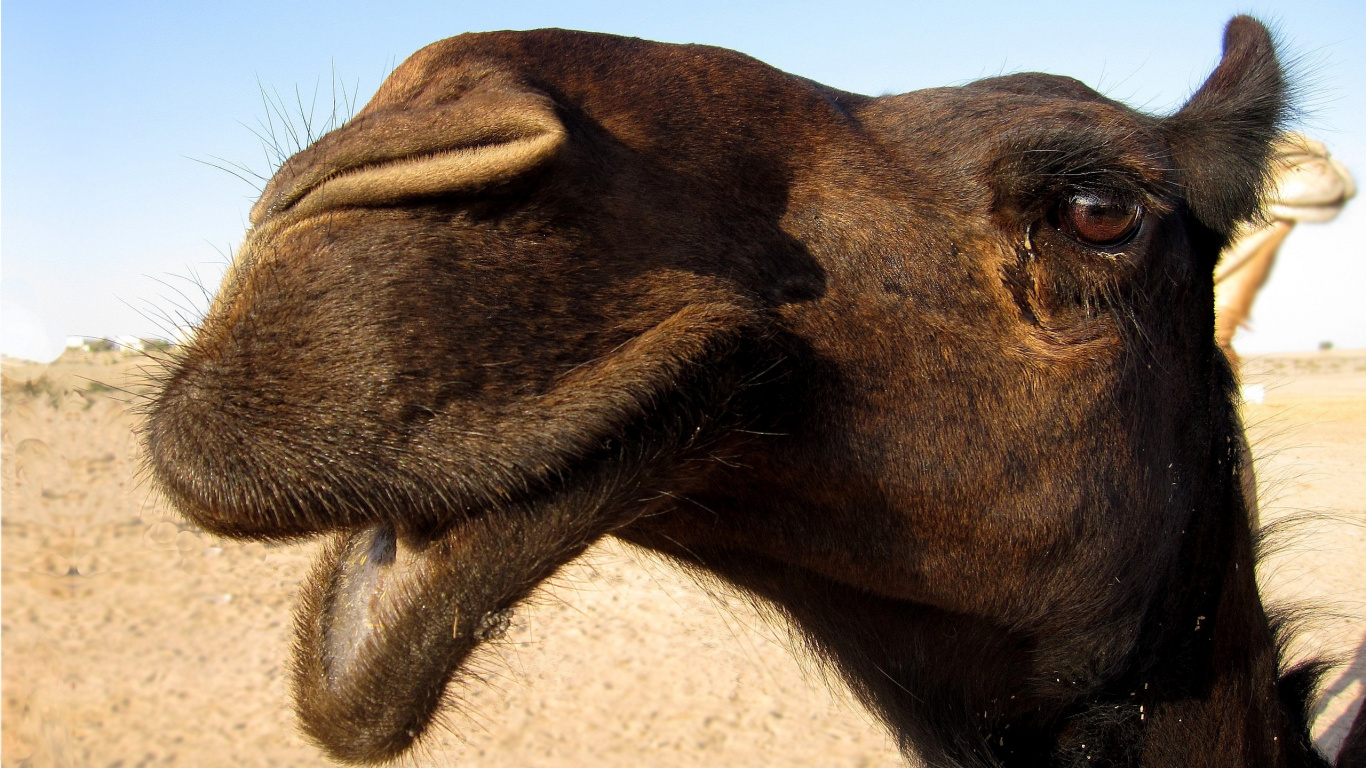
{"left": 147, "top": 17, "right": 1337, "bottom": 766}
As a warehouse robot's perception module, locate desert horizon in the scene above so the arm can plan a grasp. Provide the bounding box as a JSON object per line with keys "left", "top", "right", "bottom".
{"left": 3, "top": 348, "right": 1363, "bottom": 766}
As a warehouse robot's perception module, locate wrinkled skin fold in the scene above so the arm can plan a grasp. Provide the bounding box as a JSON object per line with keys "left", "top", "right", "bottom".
{"left": 145, "top": 16, "right": 1364, "bottom": 768}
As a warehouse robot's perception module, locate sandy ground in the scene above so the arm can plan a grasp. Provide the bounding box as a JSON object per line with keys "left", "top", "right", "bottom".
{"left": 2, "top": 349, "right": 1363, "bottom": 768}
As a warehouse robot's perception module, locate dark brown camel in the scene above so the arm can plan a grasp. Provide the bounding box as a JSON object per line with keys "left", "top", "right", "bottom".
{"left": 144, "top": 17, "right": 1365, "bottom": 767}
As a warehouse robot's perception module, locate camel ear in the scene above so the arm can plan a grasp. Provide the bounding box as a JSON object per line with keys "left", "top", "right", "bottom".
{"left": 252, "top": 77, "right": 567, "bottom": 224}
{"left": 1164, "top": 16, "right": 1288, "bottom": 236}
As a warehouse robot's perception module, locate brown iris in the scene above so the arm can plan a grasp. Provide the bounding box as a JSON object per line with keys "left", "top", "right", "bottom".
{"left": 1057, "top": 194, "right": 1142, "bottom": 247}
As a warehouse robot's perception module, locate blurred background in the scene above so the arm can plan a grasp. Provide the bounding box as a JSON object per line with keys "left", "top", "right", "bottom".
{"left": 3, "top": 0, "right": 1364, "bottom": 360}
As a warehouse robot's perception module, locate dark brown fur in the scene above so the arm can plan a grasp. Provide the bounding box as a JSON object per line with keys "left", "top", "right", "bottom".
{"left": 144, "top": 17, "right": 1364, "bottom": 767}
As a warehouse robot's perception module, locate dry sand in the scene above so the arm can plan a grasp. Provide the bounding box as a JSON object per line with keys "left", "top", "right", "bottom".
{"left": 2, "top": 349, "right": 1362, "bottom": 767}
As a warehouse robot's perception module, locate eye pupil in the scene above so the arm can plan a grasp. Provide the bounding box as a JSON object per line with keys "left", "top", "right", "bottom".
{"left": 1059, "top": 195, "right": 1142, "bottom": 246}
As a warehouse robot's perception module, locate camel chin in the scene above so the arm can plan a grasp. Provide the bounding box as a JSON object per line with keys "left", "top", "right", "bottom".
{"left": 293, "top": 523, "right": 477, "bottom": 763}
{"left": 293, "top": 470, "right": 638, "bottom": 764}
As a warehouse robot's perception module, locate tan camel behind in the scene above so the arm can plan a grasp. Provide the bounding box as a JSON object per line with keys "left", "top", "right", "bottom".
{"left": 1215, "top": 134, "right": 1356, "bottom": 361}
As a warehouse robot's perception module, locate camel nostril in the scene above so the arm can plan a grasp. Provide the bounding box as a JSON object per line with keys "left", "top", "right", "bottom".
{"left": 253, "top": 84, "right": 565, "bottom": 226}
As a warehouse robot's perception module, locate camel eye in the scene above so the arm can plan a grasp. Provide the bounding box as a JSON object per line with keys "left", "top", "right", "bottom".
{"left": 1057, "top": 194, "right": 1142, "bottom": 247}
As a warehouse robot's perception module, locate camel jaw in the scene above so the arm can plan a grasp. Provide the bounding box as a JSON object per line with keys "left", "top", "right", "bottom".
{"left": 293, "top": 526, "right": 464, "bottom": 763}
{"left": 290, "top": 477, "right": 627, "bottom": 764}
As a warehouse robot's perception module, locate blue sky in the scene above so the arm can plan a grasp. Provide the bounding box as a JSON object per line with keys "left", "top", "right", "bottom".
{"left": 4, "top": 0, "right": 1363, "bottom": 359}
